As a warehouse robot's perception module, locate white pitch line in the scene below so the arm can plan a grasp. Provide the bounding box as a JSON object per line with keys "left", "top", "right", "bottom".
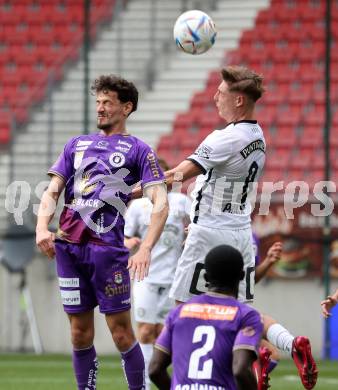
{"left": 0, "top": 360, "right": 121, "bottom": 369}
{"left": 283, "top": 375, "right": 338, "bottom": 385}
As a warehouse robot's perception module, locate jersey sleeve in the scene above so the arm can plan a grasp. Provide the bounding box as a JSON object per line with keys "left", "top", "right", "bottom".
{"left": 155, "top": 307, "right": 176, "bottom": 355}
{"left": 187, "top": 131, "right": 233, "bottom": 174}
{"left": 48, "top": 137, "right": 76, "bottom": 182}
{"left": 124, "top": 200, "right": 140, "bottom": 238}
{"left": 233, "top": 309, "right": 263, "bottom": 355}
{"left": 136, "top": 143, "right": 165, "bottom": 189}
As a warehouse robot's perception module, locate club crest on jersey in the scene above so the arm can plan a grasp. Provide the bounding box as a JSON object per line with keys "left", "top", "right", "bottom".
{"left": 114, "top": 271, "right": 123, "bottom": 285}
{"left": 96, "top": 140, "right": 109, "bottom": 149}
{"left": 109, "top": 152, "right": 125, "bottom": 167}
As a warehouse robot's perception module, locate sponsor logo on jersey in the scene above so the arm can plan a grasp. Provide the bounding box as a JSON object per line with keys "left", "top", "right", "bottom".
{"left": 146, "top": 152, "right": 161, "bottom": 178}
{"left": 109, "top": 152, "right": 125, "bottom": 167}
{"left": 59, "top": 277, "right": 79, "bottom": 288}
{"left": 105, "top": 283, "right": 130, "bottom": 297}
{"left": 194, "top": 144, "right": 213, "bottom": 159}
{"left": 180, "top": 303, "right": 238, "bottom": 321}
{"left": 118, "top": 139, "right": 132, "bottom": 148}
{"left": 60, "top": 290, "right": 81, "bottom": 305}
{"left": 71, "top": 198, "right": 101, "bottom": 208}
{"left": 240, "top": 139, "right": 265, "bottom": 159}
{"left": 115, "top": 146, "right": 130, "bottom": 153}
{"left": 96, "top": 140, "right": 109, "bottom": 149}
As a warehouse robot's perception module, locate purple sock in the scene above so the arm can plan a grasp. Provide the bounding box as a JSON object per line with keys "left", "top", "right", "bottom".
{"left": 267, "top": 359, "right": 278, "bottom": 374}
{"left": 121, "top": 342, "right": 145, "bottom": 390}
{"left": 72, "top": 345, "right": 99, "bottom": 390}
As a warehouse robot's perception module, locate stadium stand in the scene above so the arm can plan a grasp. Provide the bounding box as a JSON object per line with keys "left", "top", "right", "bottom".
{"left": 0, "top": 0, "right": 115, "bottom": 145}
{"left": 157, "top": 0, "right": 335, "bottom": 187}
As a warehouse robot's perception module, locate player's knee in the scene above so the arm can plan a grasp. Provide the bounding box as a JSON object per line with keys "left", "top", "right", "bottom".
{"left": 111, "top": 325, "right": 135, "bottom": 351}
{"left": 138, "top": 323, "right": 156, "bottom": 344}
{"left": 71, "top": 326, "right": 94, "bottom": 349}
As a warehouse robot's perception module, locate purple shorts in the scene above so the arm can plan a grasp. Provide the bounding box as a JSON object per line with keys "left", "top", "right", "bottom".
{"left": 55, "top": 240, "right": 131, "bottom": 314}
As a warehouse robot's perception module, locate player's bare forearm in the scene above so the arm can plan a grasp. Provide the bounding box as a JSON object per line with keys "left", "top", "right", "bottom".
{"left": 165, "top": 159, "right": 203, "bottom": 189}
{"left": 255, "top": 242, "right": 282, "bottom": 283}
{"left": 128, "top": 184, "right": 169, "bottom": 280}
{"left": 141, "top": 188, "right": 169, "bottom": 251}
{"left": 234, "top": 367, "right": 258, "bottom": 390}
{"left": 233, "top": 350, "right": 257, "bottom": 390}
{"left": 36, "top": 176, "right": 64, "bottom": 259}
{"left": 131, "top": 160, "right": 202, "bottom": 199}
{"left": 255, "top": 261, "right": 273, "bottom": 283}
{"left": 149, "top": 348, "right": 171, "bottom": 390}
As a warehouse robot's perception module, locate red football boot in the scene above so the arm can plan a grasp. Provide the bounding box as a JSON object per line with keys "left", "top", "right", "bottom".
{"left": 252, "top": 346, "right": 272, "bottom": 390}
{"left": 292, "top": 336, "right": 318, "bottom": 390}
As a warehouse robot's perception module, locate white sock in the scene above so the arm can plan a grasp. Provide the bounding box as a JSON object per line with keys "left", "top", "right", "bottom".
{"left": 266, "top": 324, "right": 294, "bottom": 356}
{"left": 140, "top": 343, "right": 153, "bottom": 390}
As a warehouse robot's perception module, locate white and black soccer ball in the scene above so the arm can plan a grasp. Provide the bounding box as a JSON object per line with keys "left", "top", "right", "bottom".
{"left": 173, "top": 10, "right": 217, "bottom": 55}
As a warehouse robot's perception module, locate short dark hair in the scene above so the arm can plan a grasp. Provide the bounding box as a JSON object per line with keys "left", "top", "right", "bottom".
{"left": 221, "top": 65, "right": 265, "bottom": 102}
{"left": 91, "top": 75, "right": 138, "bottom": 114}
{"left": 205, "top": 245, "right": 244, "bottom": 288}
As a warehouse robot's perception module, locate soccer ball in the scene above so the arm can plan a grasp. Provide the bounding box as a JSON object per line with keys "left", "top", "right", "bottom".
{"left": 173, "top": 10, "right": 217, "bottom": 55}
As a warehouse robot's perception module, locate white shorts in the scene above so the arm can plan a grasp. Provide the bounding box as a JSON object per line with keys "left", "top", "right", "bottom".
{"left": 133, "top": 280, "right": 174, "bottom": 324}
{"left": 169, "top": 224, "right": 255, "bottom": 303}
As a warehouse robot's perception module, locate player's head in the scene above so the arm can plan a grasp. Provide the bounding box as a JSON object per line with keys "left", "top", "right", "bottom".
{"left": 204, "top": 244, "right": 245, "bottom": 295}
{"left": 91, "top": 75, "right": 138, "bottom": 130}
{"left": 214, "top": 66, "right": 264, "bottom": 122}
{"left": 157, "top": 157, "right": 170, "bottom": 172}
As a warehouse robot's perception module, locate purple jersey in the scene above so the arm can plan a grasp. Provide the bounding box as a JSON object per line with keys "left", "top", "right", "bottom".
{"left": 49, "top": 133, "right": 164, "bottom": 248}
{"left": 156, "top": 293, "right": 263, "bottom": 390}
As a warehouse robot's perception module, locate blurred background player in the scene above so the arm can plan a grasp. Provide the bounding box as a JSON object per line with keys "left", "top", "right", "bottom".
{"left": 321, "top": 289, "right": 338, "bottom": 318}
{"left": 124, "top": 158, "right": 191, "bottom": 390}
{"left": 149, "top": 244, "right": 263, "bottom": 390}
{"left": 36, "top": 75, "right": 169, "bottom": 390}
{"left": 253, "top": 235, "right": 317, "bottom": 390}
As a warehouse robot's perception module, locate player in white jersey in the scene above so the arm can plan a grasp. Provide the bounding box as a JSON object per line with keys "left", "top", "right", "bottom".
{"left": 168, "top": 68, "right": 266, "bottom": 304}
{"left": 132, "top": 66, "right": 317, "bottom": 390}
{"left": 125, "top": 159, "right": 191, "bottom": 390}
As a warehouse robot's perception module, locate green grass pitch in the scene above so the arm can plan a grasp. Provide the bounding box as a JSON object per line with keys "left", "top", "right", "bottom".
{"left": 0, "top": 354, "right": 337, "bottom": 389}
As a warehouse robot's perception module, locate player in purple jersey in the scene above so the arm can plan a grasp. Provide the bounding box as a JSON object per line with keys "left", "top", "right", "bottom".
{"left": 36, "top": 75, "right": 169, "bottom": 390}
{"left": 149, "top": 244, "right": 263, "bottom": 390}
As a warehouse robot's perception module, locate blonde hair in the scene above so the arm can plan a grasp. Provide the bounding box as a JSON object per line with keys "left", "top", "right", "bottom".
{"left": 221, "top": 66, "right": 265, "bottom": 102}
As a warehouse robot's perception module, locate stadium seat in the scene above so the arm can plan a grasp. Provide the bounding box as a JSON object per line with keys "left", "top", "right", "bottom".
{"left": 0, "top": 0, "right": 117, "bottom": 144}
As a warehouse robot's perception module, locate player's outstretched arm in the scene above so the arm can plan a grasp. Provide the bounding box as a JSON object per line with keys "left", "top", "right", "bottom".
{"left": 164, "top": 159, "right": 203, "bottom": 189}
{"left": 131, "top": 160, "right": 203, "bottom": 199}
{"left": 232, "top": 349, "right": 258, "bottom": 390}
{"left": 128, "top": 183, "right": 169, "bottom": 281}
{"left": 36, "top": 175, "right": 65, "bottom": 259}
{"left": 255, "top": 242, "right": 282, "bottom": 283}
{"left": 321, "top": 289, "right": 338, "bottom": 318}
{"left": 149, "top": 347, "right": 171, "bottom": 390}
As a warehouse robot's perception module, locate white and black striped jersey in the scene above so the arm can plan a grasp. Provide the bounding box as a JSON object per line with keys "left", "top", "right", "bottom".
{"left": 187, "top": 120, "right": 266, "bottom": 229}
